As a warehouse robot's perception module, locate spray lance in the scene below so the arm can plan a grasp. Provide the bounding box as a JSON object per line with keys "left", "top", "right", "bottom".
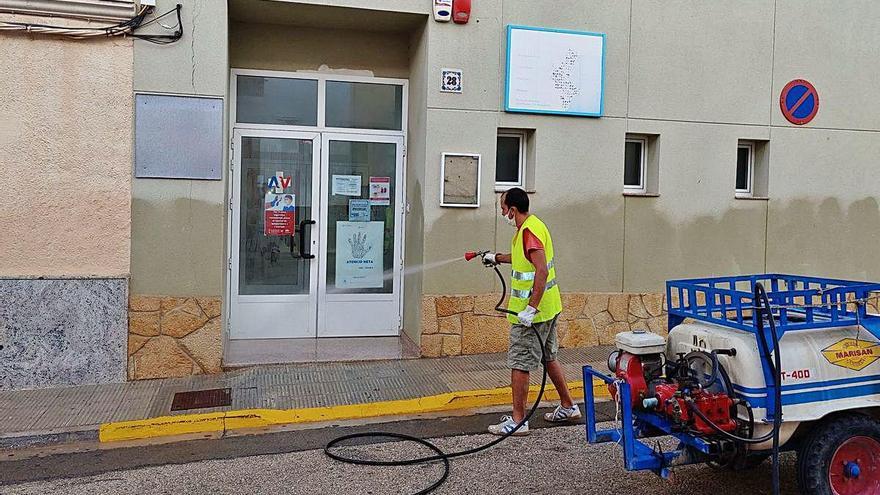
{"left": 324, "top": 251, "right": 552, "bottom": 495}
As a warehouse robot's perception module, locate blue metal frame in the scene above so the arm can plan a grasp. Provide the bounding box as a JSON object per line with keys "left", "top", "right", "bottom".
{"left": 583, "top": 366, "right": 715, "bottom": 478}
{"left": 504, "top": 25, "right": 606, "bottom": 117}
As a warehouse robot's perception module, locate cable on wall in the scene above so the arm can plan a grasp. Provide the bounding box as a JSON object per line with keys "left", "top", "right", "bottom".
{"left": 0, "top": 3, "right": 182, "bottom": 44}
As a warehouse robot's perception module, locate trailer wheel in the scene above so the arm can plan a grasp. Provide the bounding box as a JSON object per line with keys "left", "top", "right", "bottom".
{"left": 798, "top": 414, "right": 880, "bottom": 495}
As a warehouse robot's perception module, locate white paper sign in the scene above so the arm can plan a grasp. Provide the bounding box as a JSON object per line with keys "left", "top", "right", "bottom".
{"left": 332, "top": 175, "right": 362, "bottom": 196}
{"left": 505, "top": 26, "right": 605, "bottom": 116}
{"left": 335, "top": 221, "right": 384, "bottom": 289}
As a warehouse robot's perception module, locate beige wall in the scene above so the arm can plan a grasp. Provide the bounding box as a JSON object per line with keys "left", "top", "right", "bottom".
{"left": 131, "top": 0, "right": 229, "bottom": 296}
{"left": 0, "top": 30, "right": 132, "bottom": 277}
{"left": 415, "top": 0, "right": 880, "bottom": 300}
{"left": 230, "top": 22, "right": 410, "bottom": 78}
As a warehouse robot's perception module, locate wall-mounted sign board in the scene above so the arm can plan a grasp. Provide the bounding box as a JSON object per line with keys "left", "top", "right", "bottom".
{"left": 135, "top": 94, "right": 223, "bottom": 179}
{"left": 504, "top": 25, "right": 606, "bottom": 117}
{"left": 440, "top": 153, "right": 481, "bottom": 208}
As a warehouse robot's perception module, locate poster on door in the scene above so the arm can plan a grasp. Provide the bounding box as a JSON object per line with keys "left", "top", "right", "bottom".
{"left": 335, "top": 221, "right": 384, "bottom": 288}
{"left": 369, "top": 177, "right": 391, "bottom": 206}
{"left": 264, "top": 192, "right": 295, "bottom": 236}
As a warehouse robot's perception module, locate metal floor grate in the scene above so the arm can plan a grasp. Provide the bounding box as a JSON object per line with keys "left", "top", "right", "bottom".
{"left": 170, "top": 388, "right": 232, "bottom": 411}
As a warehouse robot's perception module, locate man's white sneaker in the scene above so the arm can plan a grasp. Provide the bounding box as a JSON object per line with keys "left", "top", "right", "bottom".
{"left": 487, "top": 415, "right": 530, "bottom": 436}
{"left": 543, "top": 404, "right": 582, "bottom": 423}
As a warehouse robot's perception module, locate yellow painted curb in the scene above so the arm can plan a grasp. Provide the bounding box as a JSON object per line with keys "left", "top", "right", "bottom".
{"left": 100, "top": 378, "right": 610, "bottom": 443}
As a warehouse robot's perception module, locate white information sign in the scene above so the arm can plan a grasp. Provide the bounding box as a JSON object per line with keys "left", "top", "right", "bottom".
{"left": 332, "top": 174, "right": 362, "bottom": 196}
{"left": 504, "top": 25, "right": 606, "bottom": 117}
{"left": 335, "top": 221, "right": 384, "bottom": 289}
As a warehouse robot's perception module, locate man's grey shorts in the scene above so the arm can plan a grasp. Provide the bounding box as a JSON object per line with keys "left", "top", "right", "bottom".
{"left": 508, "top": 315, "right": 559, "bottom": 371}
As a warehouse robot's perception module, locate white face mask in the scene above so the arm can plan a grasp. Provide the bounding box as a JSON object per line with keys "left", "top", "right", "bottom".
{"left": 505, "top": 211, "right": 517, "bottom": 228}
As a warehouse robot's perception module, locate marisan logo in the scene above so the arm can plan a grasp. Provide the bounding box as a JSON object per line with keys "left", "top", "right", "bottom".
{"left": 821, "top": 338, "right": 880, "bottom": 371}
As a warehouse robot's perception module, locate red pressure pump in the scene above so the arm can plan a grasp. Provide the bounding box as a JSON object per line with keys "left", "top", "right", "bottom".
{"left": 608, "top": 330, "right": 738, "bottom": 435}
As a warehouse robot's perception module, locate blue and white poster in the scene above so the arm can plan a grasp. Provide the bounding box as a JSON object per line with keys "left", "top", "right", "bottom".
{"left": 505, "top": 25, "right": 606, "bottom": 117}
{"left": 348, "top": 199, "right": 371, "bottom": 222}
{"left": 335, "top": 221, "right": 384, "bottom": 289}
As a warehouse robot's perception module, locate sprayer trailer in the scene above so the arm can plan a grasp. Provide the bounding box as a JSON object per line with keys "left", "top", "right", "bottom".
{"left": 583, "top": 274, "right": 880, "bottom": 495}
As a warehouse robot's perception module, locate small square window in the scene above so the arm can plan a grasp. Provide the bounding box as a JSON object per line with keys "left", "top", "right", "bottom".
{"left": 736, "top": 142, "right": 754, "bottom": 195}
{"left": 624, "top": 138, "right": 647, "bottom": 193}
{"left": 495, "top": 132, "right": 526, "bottom": 189}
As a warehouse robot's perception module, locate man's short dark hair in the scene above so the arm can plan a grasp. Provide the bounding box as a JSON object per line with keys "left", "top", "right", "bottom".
{"left": 502, "top": 187, "right": 529, "bottom": 213}
{"left": 284, "top": 195, "right": 293, "bottom": 200}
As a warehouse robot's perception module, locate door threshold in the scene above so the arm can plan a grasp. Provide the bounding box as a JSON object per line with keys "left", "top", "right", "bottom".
{"left": 224, "top": 336, "right": 419, "bottom": 367}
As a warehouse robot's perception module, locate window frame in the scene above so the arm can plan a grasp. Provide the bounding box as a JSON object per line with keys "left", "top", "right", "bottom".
{"left": 230, "top": 69, "right": 408, "bottom": 138}
{"left": 736, "top": 141, "right": 755, "bottom": 197}
{"left": 494, "top": 131, "right": 527, "bottom": 191}
{"left": 623, "top": 137, "right": 648, "bottom": 194}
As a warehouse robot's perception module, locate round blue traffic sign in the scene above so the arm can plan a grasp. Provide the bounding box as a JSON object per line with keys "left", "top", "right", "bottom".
{"left": 780, "top": 79, "right": 819, "bottom": 125}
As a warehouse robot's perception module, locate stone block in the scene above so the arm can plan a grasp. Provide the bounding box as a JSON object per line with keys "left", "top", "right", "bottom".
{"left": 0, "top": 278, "right": 128, "bottom": 390}
{"left": 592, "top": 310, "right": 614, "bottom": 331}
{"left": 438, "top": 315, "right": 462, "bottom": 335}
{"left": 422, "top": 296, "right": 438, "bottom": 335}
{"left": 643, "top": 293, "right": 664, "bottom": 317}
{"left": 130, "top": 335, "right": 198, "bottom": 380}
{"left": 608, "top": 294, "right": 631, "bottom": 322}
{"left": 560, "top": 319, "right": 599, "bottom": 348}
{"left": 461, "top": 314, "right": 510, "bottom": 355}
{"left": 560, "top": 293, "right": 586, "bottom": 321}
{"left": 128, "top": 334, "right": 150, "bottom": 356}
{"left": 130, "top": 295, "right": 161, "bottom": 312}
{"left": 196, "top": 297, "right": 222, "bottom": 318}
{"left": 598, "top": 321, "right": 630, "bottom": 346}
{"left": 583, "top": 293, "right": 609, "bottom": 317}
{"left": 421, "top": 334, "right": 443, "bottom": 358}
{"left": 160, "top": 297, "right": 188, "bottom": 311}
{"left": 435, "top": 295, "right": 474, "bottom": 316}
{"left": 161, "top": 299, "right": 208, "bottom": 338}
{"left": 180, "top": 317, "right": 222, "bottom": 374}
{"left": 648, "top": 316, "right": 668, "bottom": 336}
{"left": 631, "top": 319, "right": 649, "bottom": 332}
{"left": 630, "top": 295, "right": 650, "bottom": 319}
{"left": 129, "top": 311, "right": 160, "bottom": 337}
{"left": 442, "top": 335, "right": 462, "bottom": 356}
{"left": 474, "top": 294, "right": 501, "bottom": 316}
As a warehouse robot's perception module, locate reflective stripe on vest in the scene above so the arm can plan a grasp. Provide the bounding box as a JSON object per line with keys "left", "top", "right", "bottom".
{"left": 510, "top": 278, "right": 558, "bottom": 299}
{"left": 511, "top": 259, "right": 555, "bottom": 281}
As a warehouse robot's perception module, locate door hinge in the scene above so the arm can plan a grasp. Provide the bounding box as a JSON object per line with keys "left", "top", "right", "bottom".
{"left": 228, "top": 197, "right": 233, "bottom": 211}
{"left": 402, "top": 146, "right": 407, "bottom": 158}
{"left": 227, "top": 257, "right": 232, "bottom": 271}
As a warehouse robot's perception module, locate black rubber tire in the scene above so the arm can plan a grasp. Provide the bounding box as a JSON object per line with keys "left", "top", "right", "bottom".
{"left": 797, "top": 413, "right": 880, "bottom": 495}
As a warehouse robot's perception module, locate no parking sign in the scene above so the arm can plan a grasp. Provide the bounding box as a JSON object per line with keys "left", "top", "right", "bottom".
{"left": 780, "top": 79, "right": 819, "bottom": 125}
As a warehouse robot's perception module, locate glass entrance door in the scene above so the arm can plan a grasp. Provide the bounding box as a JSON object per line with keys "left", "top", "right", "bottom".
{"left": 318, "top": 134, "right": 404, "bottom": 337}
{"left": 230, "top": 129, "right": 320, "bottom": 339}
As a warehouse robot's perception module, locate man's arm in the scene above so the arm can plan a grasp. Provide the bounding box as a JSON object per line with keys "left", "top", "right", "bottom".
{"left": 494, "top": 253, "right": 511, "bottom": 264}
{"left": 527, "top": 248, "right": 548, "bottom": 309}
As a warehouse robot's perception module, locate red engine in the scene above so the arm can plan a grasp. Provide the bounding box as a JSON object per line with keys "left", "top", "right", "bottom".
{"left": 609, "top": 351, "right": 738, "bottom": 436}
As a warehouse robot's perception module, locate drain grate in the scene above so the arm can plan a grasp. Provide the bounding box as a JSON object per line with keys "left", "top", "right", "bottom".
{"left": 171, "top": 388, "right": 232, "bottom": 411}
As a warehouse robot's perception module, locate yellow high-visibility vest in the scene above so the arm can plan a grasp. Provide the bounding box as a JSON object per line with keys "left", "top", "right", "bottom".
{"left": 507, "top": 214, "right": 563, "bottom": 324}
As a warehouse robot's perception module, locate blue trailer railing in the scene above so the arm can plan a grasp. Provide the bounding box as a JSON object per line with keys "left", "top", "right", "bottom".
{"left": 666, "top": 274, "right": 880, "bottom": 346}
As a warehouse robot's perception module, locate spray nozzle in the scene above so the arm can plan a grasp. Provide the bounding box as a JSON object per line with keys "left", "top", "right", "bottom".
{"left": 464, "top": 250, "right": 489, "bottom": 262}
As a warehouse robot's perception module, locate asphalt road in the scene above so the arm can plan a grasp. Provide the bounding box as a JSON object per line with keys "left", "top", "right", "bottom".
{"left": 1, "top": 416, "right": 798, "bottom": 495}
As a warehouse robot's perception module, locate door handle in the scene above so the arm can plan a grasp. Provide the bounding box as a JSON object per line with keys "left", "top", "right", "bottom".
{"left": 299, "top": 219, "right": 316, "bottom": 259}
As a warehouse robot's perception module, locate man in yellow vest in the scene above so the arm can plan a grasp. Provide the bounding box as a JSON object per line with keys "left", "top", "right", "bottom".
{"left": 483, "top": 187, "right": 580, "bottom": 436}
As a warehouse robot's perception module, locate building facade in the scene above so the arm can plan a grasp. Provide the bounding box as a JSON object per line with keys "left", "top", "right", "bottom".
{"left": 2, "top": 0, "right": 880, "bottom": 390}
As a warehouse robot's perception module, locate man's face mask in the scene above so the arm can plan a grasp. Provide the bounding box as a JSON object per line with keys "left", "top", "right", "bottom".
{"left": 502, "top": 206, "right": 517, "bottom": 228}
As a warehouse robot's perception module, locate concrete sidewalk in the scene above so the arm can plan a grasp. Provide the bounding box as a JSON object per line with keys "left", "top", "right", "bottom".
{"left": 0, "top": 346, "right": 613, "bottom": 448}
